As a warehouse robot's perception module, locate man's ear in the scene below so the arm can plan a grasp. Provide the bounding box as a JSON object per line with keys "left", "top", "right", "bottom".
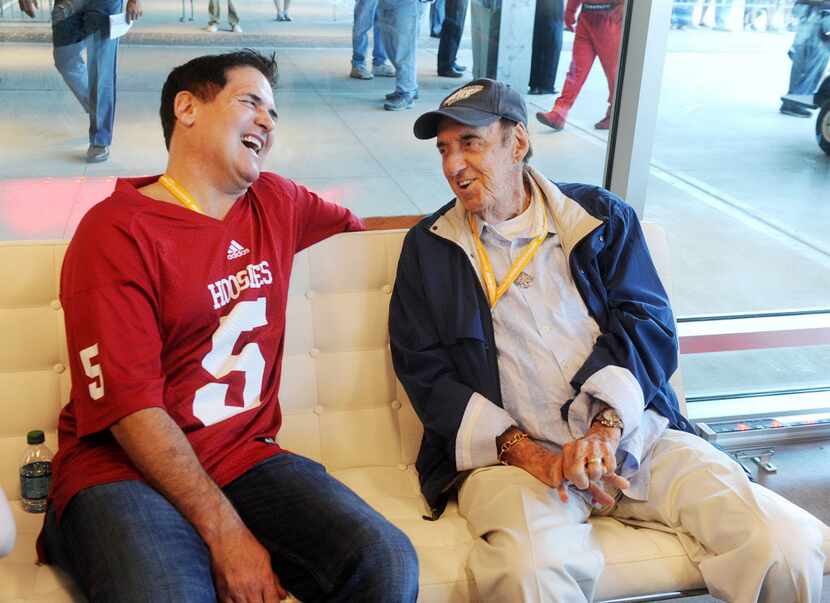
{"left": 513, "top": 122, "right": 530, "bottom": 164}
{"left": 173, "top": 90, "right": 198, "bottom": 129}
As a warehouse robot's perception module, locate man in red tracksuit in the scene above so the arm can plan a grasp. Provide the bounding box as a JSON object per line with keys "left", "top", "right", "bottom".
{"left": 536, "top": 0, "right": 622, "bottom": 132}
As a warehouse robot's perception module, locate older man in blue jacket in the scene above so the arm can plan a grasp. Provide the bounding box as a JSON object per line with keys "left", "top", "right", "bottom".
{"left": 389, "top": 79, "right": 828, "bottom": 602}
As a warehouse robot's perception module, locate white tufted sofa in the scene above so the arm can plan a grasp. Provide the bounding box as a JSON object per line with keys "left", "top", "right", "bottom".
{"left": 1, "top": 227, "right": 828, "bottom": 603}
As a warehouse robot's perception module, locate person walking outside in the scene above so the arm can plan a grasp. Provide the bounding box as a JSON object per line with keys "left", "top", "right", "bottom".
{"left": 780, "top": 0, "right": 830, "bottom": 117}
{"left": 351, "top": 0, "right": 396, "bottom": 79}
{"left": 206, "top": 0, "right": 241, "bottom": 32}
{"left": 274, "top": 0, "right": 291, "bottom": 21}
{"left": 536, "top": 0, "right": 622, "bottom": 132}
{"left": 18, "top": 0, "right": 142, "bottom": 163}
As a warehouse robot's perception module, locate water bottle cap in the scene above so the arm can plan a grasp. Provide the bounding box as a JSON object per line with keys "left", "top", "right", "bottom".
{"left": 27, "top": 430, "right": 45, "bottom": 445}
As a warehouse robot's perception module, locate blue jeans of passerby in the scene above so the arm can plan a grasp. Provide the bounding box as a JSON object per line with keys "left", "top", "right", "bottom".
{"left": 787, "top": 5, "right": 830, "bottom": 96}
{"left": 352, "top": 0, "right": 388, "bottom": 68}
{"left": 52, "top": 0, "right": 120, "bottom": 147}
{"left": 42, "top": 453, "right": 419, "bottom": 602}
{"left": 378, "top": 0, "right": 425, "bottom": 97}
{"left": 529, "top": 0, "right": 563, "bottom": 90}
{"left": 430, "top": 0, "right": 445, "bottom": 36}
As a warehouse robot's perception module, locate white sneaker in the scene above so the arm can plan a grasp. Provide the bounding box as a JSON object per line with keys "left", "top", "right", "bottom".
{"left": 205, "top": 23, "right": 218, "bottom": 32}
{"left": 231, "top": 23, "right": 242, "bottom": 33}
{"left": 350, "top": 65, "right": 373, "bottom": 80}
{"left": 372, "top": 63, "right": 395, "bottom": 77}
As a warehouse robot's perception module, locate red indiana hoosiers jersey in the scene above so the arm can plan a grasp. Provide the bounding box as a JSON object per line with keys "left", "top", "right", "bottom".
{"left": 49, "top": 172, "right": 363, "bottom": 521}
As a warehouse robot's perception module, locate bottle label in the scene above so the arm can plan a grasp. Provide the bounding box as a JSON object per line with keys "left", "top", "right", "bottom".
{"left": 20, "top": 461, "right": 52, "bottom": 500}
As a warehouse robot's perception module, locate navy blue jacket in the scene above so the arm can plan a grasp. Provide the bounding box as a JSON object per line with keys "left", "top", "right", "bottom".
{"left": 389, "top": 180, "right": 696, "bottom": 515}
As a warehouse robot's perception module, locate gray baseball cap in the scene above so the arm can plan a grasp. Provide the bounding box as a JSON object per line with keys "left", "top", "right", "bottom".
{"left": 413, "top": 78, "right": 528, "bottom": 140}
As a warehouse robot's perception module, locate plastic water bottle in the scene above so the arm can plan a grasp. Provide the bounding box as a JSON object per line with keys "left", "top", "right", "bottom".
{"left": 20, "top": 430, "right": 53, "bottom": 513}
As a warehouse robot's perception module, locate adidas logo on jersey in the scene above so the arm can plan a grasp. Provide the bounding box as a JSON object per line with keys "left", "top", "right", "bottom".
{"left": 227, "top": 240, "right": 250, "bottom": 260}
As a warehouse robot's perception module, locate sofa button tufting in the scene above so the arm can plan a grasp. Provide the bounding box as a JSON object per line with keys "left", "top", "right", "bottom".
{"left": 50, "top": 299, "right": 62, "bottom": 310}
{"left": 314, "top": 405, "right": 324, "bottom": 415}
{"left": 309, "top": 348, "right": 320, "bottom": 358}
{"left": 391, "top": 400, "right": 402, "bottom": 410}
{"left": 382, "top": 284, "right": 392, "bottom": 294}
{"left": 53, "top": 363, "right": 66, "bottom": 374}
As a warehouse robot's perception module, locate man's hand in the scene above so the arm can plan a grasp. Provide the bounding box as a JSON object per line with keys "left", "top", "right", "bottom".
{"left": 18, "top": 0, "right": 38, "bottom": 18}
{"left": 111, "top": 408, "right": 287, "bottom": 602}
{"left": 562, "top": 423, "right": 630, "bottom": 507}
{"left": 125, "top": 0, "right": 142, "bottom": 23}
{"left": 209, "top": 522, "right": 288, "bottom": 603}
{"left": 498, "top": 427, "right": 626, "bottom": 507}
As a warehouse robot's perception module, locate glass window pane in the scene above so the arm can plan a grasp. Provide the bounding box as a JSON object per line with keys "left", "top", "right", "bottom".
{"left": 647, "top": 1, "right": 830, "bottom": 316}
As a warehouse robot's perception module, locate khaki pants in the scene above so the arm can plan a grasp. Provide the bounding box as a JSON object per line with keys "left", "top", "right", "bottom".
{"left": 208, "top": 0, "right": 238, "bottom": 26}
{"left": 459, "top": 429, "right": 827, "bottom": 602}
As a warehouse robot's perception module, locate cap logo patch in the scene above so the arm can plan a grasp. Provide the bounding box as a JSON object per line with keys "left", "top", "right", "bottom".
{"left": 442, "top": 85, "right": 485, "bottom": 107}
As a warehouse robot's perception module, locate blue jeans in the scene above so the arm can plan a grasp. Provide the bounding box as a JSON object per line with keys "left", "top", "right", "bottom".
{"left": 430, "top": 0, "right": 445, "bottom": 36}
{"left": 352, "top": 0, "right": 388, "bottom": 68}
{"left": 786, "top": 5, "right": 830, "bottom": 96}
{"left": 52, "top": 0, "right": 120, "bottom": 147}
{"left": 377, "top": 0, "right": 425, "bottom": 96}
{"left": 43, "top": 453, "right": 419, "bottom": 602}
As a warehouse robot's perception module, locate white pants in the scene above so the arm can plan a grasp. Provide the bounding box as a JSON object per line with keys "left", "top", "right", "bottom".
{"left": 458, "top": 429, "right": 827, "bottom": 603}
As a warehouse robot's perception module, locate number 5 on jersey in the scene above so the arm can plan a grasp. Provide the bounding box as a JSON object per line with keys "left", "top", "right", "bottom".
{"left": 79, "top": 343, "right": 105, "bottom": 400}
{"left": 193, "top": 297, "right": 268, "bottom": 426}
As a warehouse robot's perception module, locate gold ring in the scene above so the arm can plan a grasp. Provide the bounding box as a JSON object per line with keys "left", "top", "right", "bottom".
{"left": 586, "top": 457, "right": 603, "bottom": 465}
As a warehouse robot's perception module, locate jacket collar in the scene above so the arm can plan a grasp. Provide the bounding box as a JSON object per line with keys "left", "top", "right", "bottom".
{"left": 426, "top": 165, "right": 604, "bottom": 261}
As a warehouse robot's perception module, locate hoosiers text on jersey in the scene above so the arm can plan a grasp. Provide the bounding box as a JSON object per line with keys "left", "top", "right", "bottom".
{"left": 208, "top": 261, "right": 273, "bottom": 310}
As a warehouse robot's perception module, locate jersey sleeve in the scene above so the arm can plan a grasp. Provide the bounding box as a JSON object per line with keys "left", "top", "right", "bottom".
{"left": 287, "top": 178, "right": 365, "bottom": 252}
{"left": 61, "top": 208, "right": 166, "bottom": 438}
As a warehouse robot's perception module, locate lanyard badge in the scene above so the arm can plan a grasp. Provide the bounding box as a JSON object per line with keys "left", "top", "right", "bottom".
{"left": 469, "top": 208, "right": 548, "bottom": 309}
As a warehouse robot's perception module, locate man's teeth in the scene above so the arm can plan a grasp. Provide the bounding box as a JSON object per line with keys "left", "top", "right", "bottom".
{"left": 458, "top": 179, "right": 473, "bottom": 188}
{"left": 242, "top": 135, "right": 263, "bottom": 154}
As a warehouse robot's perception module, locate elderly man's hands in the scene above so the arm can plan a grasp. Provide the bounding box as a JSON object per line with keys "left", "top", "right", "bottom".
{"left": 497, "top": 427, "right": 626, "bottom": 507}
{"left": 18, "top": 0, "right": 38, "bottom": 18}
{"left": 562, "top": 422, "right": 630, "bottom": 505}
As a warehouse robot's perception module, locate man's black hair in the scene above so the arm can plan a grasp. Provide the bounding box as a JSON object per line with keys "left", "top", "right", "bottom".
{"left": 160, "top": 49, "right": 278, "bottom": 150}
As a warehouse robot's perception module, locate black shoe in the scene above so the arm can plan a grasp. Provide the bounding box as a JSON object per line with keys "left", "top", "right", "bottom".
{"left": 86, "top": 144, "right": 109, "bottom": 163}
{"left": 528, "top": 86, "right": 557, "bottom": 95}
{"left": 452, "top": 63, "right": 467, "bottom": 72}
{"left": 437, "top": 66, "right": 464, "bottom": 78}
{"left": 386, "top": 89, "right": 419, "bottom": 100}
{"left": 780, "top": 103, "right": 812, "bottom": 118}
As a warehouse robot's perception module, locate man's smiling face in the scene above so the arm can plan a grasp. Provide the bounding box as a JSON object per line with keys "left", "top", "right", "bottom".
{"left": 194, "top": 66, "right": 278, "bottom": 191}
{"left": 436, "top": 118, "right": 518, "bottom": 218}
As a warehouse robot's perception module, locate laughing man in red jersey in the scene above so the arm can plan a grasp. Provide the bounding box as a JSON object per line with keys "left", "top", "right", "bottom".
{"left": 38, "top": 50, "right": 418, "bottom": 603}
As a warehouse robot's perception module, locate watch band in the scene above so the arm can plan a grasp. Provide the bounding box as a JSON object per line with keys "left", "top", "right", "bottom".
{"left": 592, "top": 407, "right": 624, "bottom": 431}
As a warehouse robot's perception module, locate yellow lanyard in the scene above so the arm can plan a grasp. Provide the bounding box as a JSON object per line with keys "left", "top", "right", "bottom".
{"left": 158, "top": 174, "right": 205, "bottom": 215}
{"left": 469, "top": 207, "right": 548, "bottom": 309}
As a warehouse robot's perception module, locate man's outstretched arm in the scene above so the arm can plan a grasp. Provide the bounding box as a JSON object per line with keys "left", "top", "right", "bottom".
{"left": 111, "top": 408, "right": 287, "bottom": 603}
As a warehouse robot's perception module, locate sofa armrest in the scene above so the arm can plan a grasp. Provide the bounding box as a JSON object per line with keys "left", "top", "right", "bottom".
{"left": 0, "top": 486, "right": 15, "bottom": 558}
{"left": 361, "top": 215, "right": 424, "bottom": 231}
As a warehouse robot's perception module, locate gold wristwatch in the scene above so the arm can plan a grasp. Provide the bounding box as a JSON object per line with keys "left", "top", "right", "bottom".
{"left": 592, "top": 407, "right": 624, "bottom": 431}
